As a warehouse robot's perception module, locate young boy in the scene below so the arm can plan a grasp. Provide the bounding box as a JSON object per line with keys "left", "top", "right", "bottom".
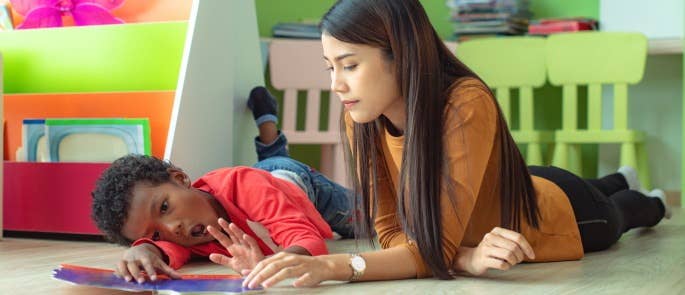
{"left": 91, "top": 87, "right": 354, "bottom": 283}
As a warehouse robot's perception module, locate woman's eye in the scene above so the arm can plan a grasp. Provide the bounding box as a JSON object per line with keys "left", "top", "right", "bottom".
{"left": 325, "top": 66, "right": 334, "bottom": 72}
{"left": 160, "top": 200, "right": 168, "bottom": 213}
{"left": 152, "top": 231, "right": 160, "bottom": 241}
{"left": 343, "top": 64, "right": 357, "bottom": 71}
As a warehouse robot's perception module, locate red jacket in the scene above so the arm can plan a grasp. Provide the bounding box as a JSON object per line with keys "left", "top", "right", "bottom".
{"left": 133, "top": 166, "right": 333, "bottom": 269}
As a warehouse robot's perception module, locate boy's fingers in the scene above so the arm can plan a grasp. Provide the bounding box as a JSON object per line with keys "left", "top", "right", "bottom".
{"left": 126, "top": 261, "right": 144, "bottom": 283}
{"left": 116, "top": 261, "right": 131, "bottom": 281}
{"left": 243, "top": 234, "right": 260, "bottom": 252}
{"left": 140, "top": 259, "right": 158, "bottom": 281}
{"left": 157, "top": 261, "right": 182, "bottom": 279}
{"left": 224, "top": 223, "right": 242, "bottom": 246}
{"left": 209, "top": 253, "right": 233, "bottom": 266}
{"left": 208, "top": 225, "right": 233, "bottom": 249}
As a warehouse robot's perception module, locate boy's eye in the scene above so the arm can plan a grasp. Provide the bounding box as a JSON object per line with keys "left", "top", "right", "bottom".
{"left": 160, "top": 200, "right": 168, "bottom": 213}
{"left": 325, "top": 65, "right": 333, "bottom": 72}
{"left": 152, "top": 231, "right": 160, "bottom": 241}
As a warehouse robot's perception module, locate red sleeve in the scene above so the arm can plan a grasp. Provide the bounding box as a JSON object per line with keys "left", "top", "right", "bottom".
{"left": 132, "top": 238, "right": 191, "bottom": 269}
{"left": 234, "top": 170, "right": 329, "bottom": 256}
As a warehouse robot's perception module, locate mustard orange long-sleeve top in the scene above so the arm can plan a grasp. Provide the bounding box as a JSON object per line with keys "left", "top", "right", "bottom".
{"left": 345, "top": 78, "right": 583, "bottom": 278}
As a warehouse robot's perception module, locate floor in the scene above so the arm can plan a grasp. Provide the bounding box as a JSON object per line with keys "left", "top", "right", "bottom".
{"left": 1, "top": 208, "right": 683, "bottom": 295}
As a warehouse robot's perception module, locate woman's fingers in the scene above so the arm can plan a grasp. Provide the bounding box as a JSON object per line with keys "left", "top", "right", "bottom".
{"left": 491, "top": 227, "right": 535, "bottom": 259}
{"left": 243, "top": 253, "right": 290, "bottom": 288}
{"left": 261, "top": 266, "right": 302, "bottom": 288}
{"left": 483, "top": 233, "right": 524, "bottom": 263}
{"left": 487, "top": 247, "right": 520, "bottom": 266}
{"left": 484, "top": 256, "right": 512, "bottom": 271}
{"left": 227, "top": 222, "right": 247, "bottom": 245}
{"left": 293, "top": 272, "right": 318, "bottom": 288}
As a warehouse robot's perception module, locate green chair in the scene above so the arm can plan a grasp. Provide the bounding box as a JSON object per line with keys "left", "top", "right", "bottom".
{"left": 458, "top": 37, "right": 553, "bottom": 165}
{"left": 546, "top": 32, "right": 651, "bottom": 189}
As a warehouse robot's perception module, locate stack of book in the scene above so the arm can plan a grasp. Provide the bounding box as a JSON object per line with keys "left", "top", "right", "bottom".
{"left": 272, "top": 22, "right": 321, "bottom": 39}
{"left": 447, "top": 0, "right": 532, "bottom": 42}
{"left": 528, "top": 18, "right": 598, "bottom": 35}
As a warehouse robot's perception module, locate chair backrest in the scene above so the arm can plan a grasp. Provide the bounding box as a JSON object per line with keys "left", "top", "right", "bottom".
{"left": 457, "top": 37, "right": 546, "bottom": 131}
{"left": 269, "top": 39, "right": 341, "bottom": 144}
{"left": 546, "top": 32, "right": 647, "bottom": 131}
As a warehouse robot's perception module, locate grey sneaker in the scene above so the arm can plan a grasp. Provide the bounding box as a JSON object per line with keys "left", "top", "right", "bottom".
{"left": 618, "top": 166, "right": 647, "bottom": 194}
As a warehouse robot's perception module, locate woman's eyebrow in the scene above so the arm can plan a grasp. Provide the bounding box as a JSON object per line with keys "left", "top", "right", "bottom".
{"left": 323, "top": 53, "right": 356, "bottom": 62}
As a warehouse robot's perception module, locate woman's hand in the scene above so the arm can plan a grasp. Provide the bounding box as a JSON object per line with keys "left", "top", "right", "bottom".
{"left": 242, "top": 252, "right": 336, "bottom": 289}
{"left": 207, "top": 218, "right": 265, "bottom": 275}
{"left": 116, "top": 243, "right": 182, "bottom": 283}
{"left": 458, "top": 227, "right": 535, "bottom": 276}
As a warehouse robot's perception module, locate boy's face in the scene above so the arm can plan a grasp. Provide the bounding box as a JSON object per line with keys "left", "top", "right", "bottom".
{"left": 121, "top": 169, "right": 224, "bottom": 247}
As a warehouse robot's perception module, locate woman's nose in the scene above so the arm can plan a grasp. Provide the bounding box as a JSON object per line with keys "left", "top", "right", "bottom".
{"left": 331, "top": 73, "right": 348, "bottom": 93}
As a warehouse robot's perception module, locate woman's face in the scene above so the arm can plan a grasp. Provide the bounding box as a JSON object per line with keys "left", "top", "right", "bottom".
{"left": 322, "top": 33, "right": 404, "bottom": 127}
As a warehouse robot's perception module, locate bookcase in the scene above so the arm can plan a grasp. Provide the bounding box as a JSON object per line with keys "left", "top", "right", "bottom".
{"left": 1, "top": 0, "right": 263, "bottom": 235}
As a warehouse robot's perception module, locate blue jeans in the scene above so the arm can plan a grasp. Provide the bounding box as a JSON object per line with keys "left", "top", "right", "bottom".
{"left": 252, "top": 132, "right": 354, "bottom": 238}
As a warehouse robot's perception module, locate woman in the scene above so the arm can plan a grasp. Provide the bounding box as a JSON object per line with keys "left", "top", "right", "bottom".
{"left": 212, "top": 0, "right": 669, "bottom": 288}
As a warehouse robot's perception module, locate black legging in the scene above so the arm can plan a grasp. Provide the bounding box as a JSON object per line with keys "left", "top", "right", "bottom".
{"left": 529, "top": 166, "right": 665, "bottom": 252}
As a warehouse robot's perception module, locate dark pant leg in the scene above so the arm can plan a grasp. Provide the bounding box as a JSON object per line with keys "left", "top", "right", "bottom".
{"left": 529, "top": 166, "right": 665, "bottom": 252}
{"left": 585, "top": 173, "right": 629, "bottom": 197}
{"left": 610, "top": 190, "right": 664, "bottom": 231}
{"left": 529, "top": 166, "right": 624, "bottom": 252}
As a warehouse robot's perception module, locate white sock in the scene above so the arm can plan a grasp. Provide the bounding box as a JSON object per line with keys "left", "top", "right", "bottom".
{"left": 647, "top": 189, "right": 672, "bottom": 219}
{"left": 617, "top": 166, "right": 647, "bottom": 194}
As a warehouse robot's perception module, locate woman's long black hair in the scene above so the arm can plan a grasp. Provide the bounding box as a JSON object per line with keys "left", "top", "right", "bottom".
{"left": 321, "top": 0, "right": 539, "bottom": 279}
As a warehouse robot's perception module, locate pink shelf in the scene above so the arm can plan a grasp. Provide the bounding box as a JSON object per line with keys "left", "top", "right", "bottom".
{"left": 3, "top": 162, "right": 110, "bottom": 235}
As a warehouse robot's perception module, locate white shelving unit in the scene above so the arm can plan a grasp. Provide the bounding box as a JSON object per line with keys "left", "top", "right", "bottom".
{"left": 1, "top": 52, "right": 3, "bottom": 239}
{"left": 165, "top": 0, "right": 263, "bottom": 179}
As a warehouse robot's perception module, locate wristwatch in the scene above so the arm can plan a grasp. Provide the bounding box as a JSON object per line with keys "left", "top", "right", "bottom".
{"left": 348, "top": 254, "right": 366, "bottom": 281}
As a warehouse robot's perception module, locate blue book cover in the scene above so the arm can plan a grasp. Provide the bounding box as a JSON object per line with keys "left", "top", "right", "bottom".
{"left": 53, "top": 264, "right": 261, "bottom": 294}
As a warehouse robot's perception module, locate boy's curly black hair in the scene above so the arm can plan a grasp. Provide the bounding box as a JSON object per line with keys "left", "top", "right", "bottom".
{"left": 91, "top": 154, "right": 176, "bottom": 246}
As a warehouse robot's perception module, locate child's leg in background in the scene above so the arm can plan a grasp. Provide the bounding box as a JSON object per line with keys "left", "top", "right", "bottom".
{"left": 248, "top": 86, "right": 355, "bottom": 238}
{"left": 253, "top": 158, "right": 354, "bottom": 238}
{"left": 529, "top": 166, "right": 665, "bottom": 252}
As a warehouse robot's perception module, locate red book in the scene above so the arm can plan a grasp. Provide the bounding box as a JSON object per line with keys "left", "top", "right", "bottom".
{"left": 528, "top": 20, "right": 595, "bottom": 35}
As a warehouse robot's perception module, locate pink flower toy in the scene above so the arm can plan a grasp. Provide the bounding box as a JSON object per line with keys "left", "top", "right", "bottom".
{"left": 11, "top": 0, "right": 124, "bottom": 29}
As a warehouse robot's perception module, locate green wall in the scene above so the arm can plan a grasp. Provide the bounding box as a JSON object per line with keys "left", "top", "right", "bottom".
{"left": 254, "top": 0, "right": 607, "bottom": 176}
{"left": 255, "top": 0, "right": 599, "bottom": 39}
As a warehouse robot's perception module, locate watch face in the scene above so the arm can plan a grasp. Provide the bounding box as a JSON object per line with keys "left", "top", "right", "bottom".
{"left": 351, "top": 256, "right": 366, "bottom": 270}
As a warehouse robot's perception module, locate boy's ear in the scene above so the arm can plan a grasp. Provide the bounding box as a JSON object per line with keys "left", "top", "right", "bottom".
{"left": 168, "top": 168, "right": 191, "bottom": 187}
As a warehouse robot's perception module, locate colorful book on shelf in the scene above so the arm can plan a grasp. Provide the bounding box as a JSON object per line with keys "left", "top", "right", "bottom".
{"left": 528, "top": 18, "right": 597, "bottom": 35}
{"left": 53, "top": 264, "right": 260, "bottom": 294}
{"left": 0, "top": 2, "right": 13, "bottom": 31}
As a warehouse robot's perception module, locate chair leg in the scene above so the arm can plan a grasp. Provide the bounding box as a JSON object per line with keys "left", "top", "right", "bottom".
{"left": 552, "top": 142, "right": 568, "bottom": 169}
{"left": 527, "top": 143, "right": 543, "bottom": 166}
{"left": 568, "top": 144, "right": 583, "bottom": 176}
{"left": 636, "top": 142, "right": 651, "bottom": 190}
{"left": 620, "top": 143, "right": 639, "bottom": 174}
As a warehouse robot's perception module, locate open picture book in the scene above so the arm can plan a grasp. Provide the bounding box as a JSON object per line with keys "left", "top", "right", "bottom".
{"left": 52, "top": 264, "right": 261, "bottom": 294}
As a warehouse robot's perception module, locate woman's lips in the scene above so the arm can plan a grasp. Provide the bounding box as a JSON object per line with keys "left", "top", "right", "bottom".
{"left": 342, "top": 99, "right": 359, "bottom": 109}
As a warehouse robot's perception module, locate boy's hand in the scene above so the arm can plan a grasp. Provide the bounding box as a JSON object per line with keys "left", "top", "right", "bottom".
{"left": 116, "top": 243, "right": 182, "bottom": 283}
{"left": 208, "top": 218, "right": 265, "bottom": 275}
